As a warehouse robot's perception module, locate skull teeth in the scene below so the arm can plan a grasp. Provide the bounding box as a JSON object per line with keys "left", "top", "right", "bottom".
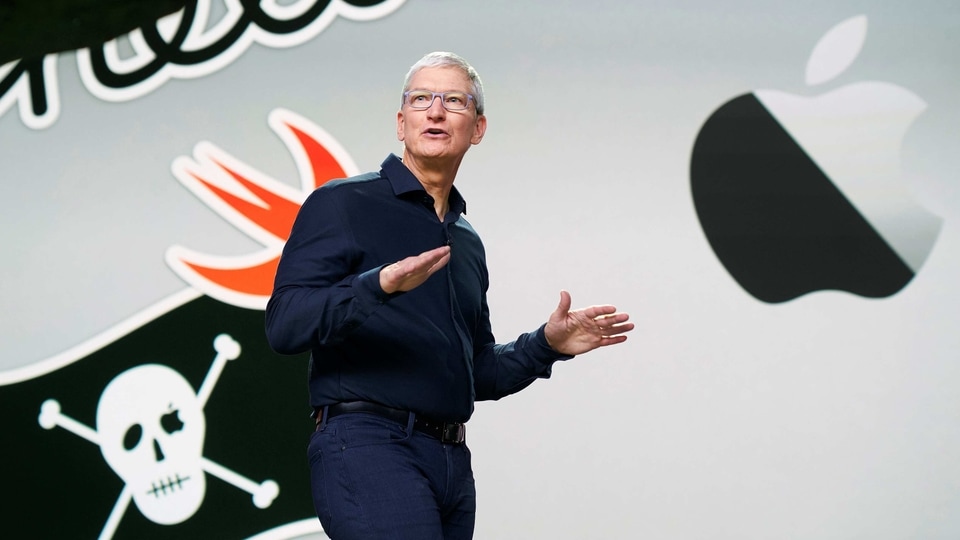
{"left": 146, "top": 474, "right": 192, "bottom": 497}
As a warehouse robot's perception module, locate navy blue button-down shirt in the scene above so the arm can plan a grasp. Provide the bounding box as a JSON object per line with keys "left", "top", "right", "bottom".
{"left": 265, "top": 154, "right": 568, "bottom": 422}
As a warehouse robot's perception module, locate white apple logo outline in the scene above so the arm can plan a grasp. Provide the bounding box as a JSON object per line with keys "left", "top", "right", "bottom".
{"left": 755, "top": 14, "right": 942, "bottom": 277}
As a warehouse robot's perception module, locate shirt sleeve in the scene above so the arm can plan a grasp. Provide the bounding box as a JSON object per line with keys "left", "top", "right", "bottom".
{"left": 471, "top": 294, "right": 573, "bottom": 401}
{"left": 264, "top": 187, "right": 394, "bottom": 355}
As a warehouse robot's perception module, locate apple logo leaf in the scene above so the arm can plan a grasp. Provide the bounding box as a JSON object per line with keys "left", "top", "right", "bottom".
{"left": 805, "top": 14, "right": 867, "bottom": 86}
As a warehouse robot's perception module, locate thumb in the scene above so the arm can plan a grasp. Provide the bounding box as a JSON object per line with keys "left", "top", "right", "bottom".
{"left": 552, "top": 289, "right": 572, "bottom": 319}
{"left": 545, "top": 290, "right": 572, "bottom": 350}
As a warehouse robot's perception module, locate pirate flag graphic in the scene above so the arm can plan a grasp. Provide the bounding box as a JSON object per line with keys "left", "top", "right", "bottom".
{"left": 0, "top": 109, "right": 358, "bottom": 539}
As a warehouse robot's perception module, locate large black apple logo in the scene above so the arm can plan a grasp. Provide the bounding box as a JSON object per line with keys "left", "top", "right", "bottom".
{"left": 690, "top": 15, "right": 942, "bottom": 303}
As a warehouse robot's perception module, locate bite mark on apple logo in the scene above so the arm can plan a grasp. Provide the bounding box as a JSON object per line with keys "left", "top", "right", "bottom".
{"left": 690, "top": 14, "right": 942, "bottom": 303}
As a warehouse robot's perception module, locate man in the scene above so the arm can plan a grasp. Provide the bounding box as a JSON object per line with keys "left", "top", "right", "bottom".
{"left": 265, "top": 51, "right": 633, "bottom": 540}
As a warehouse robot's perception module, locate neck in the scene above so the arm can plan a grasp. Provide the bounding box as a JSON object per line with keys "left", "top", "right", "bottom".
{"left": 402, "top": 150, "right": 461, "bottom": 220}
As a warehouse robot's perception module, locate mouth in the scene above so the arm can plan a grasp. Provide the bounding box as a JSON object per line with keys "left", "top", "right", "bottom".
{"left": 424, "top": 128, "right": 447, "bottom": 136}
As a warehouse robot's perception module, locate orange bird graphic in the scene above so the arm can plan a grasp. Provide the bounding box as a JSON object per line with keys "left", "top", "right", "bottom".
{"left": 167, "top": 108, "right": 359, "bottom": 309}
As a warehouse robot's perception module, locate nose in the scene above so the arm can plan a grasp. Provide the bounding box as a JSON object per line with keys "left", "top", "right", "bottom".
{"left": 426, "top": 95, "right": 446, "bottom": 117}
{"left": 153, "top": 438, "right": 165, "bottom": 462}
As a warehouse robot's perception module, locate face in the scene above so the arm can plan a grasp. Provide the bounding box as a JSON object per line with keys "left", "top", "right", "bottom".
{"left": 397, "top": 66, "right": 486, "bottom": 166}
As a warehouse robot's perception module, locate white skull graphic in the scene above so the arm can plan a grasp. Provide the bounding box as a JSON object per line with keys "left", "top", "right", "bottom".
{"left": 96, "top": 364, "right": 206, "bottom": 525}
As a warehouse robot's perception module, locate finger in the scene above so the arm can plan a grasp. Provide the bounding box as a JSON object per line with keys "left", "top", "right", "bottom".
{"left": 422, "top": 245, "right": 451, "bottom": 258}
{"left": 584, "top": 304, "right": 619, "bottom": 318}
{"left": 426, "top": 251, "right": 451, "bottom": 274}
{"left": 417, "top": 245, "right": 451, "bottom": 266}
{"left": 557, "top": 290, "right": 572, "bottom": 313}
{"left": 400, "top": 246, "right": 449, "bottom": 275}
{"left": 598, "top": 335, "right": 629, "bottom": 346}
{"left": 594, "top": 312, "right": 631, "bottom": 325}
{"left": 381, "top": 246, "right": 451, "bottom": 293}
{"left": 600, "top": 322, "right": 635, "bottom": 336}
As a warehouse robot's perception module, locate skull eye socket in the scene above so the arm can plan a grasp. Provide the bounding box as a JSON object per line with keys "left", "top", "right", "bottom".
{"left": 123, "top": 424, "right": 142, "bottom": 451}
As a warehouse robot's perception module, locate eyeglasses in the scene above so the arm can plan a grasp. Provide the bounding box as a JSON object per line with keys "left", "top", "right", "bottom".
{"left": 403, "top": 90, "right": 475, "bottom": 111}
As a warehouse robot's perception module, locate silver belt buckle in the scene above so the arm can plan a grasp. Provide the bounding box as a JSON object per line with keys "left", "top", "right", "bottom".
{"left": 442, "top": 422, "right": 466, "bottom": 444}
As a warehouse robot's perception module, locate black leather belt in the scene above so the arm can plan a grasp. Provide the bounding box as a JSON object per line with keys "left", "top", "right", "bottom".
{"left": 318, "top": 401, "right": 466, "bottom": 444}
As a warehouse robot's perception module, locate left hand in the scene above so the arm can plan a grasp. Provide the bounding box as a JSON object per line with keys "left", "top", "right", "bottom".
{"left": 543, "top": 290, "right": 634, "bottom": 356}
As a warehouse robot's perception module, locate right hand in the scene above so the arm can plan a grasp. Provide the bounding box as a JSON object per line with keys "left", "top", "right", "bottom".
{"left": 379, "top": 245, "right": 451, "bottom": 294}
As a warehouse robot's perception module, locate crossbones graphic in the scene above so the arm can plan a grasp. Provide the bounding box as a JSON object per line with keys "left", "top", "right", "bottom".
{"left": 38, "top": 334, "right": 278, "bottom": 539}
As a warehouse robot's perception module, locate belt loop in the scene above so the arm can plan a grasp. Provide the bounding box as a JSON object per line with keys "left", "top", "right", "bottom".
{"left": 405, "top": 411, "right": 416, "bottom": 434}
{"left": 315, "top": 406, "right": 329, "bottom": 431}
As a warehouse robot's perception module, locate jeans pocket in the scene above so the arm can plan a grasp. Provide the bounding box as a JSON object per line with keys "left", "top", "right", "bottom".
{"left": 307, "top": 427, "right": 329, "bottom": 468}
{"left": 306, "top": 428, "right": 335, "bottom": 530}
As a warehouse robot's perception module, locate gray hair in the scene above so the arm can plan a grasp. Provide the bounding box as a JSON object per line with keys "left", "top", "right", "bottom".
{"left": 401, "top": 51, "right": 485, "bottom": 115}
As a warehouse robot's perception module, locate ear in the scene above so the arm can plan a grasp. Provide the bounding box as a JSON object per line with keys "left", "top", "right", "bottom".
{"left": 471, "top": 114, "right": 487, "bottom": 145}
{"left": 396, "top": 110, "right": 405, "bottom": 142}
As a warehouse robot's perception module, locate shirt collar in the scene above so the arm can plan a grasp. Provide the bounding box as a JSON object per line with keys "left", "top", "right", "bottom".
{"left": 380, "top": 153, "right": 467, "bottom": 215}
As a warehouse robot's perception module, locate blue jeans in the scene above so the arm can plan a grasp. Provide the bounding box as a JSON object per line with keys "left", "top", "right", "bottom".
{"left": 307, "top": 411, "right": 476, "bottom": 539}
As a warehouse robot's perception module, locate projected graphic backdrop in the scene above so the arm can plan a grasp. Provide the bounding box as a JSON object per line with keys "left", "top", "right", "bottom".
{"left": 2, "top": 1, "right": 958, "bottom": 539}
